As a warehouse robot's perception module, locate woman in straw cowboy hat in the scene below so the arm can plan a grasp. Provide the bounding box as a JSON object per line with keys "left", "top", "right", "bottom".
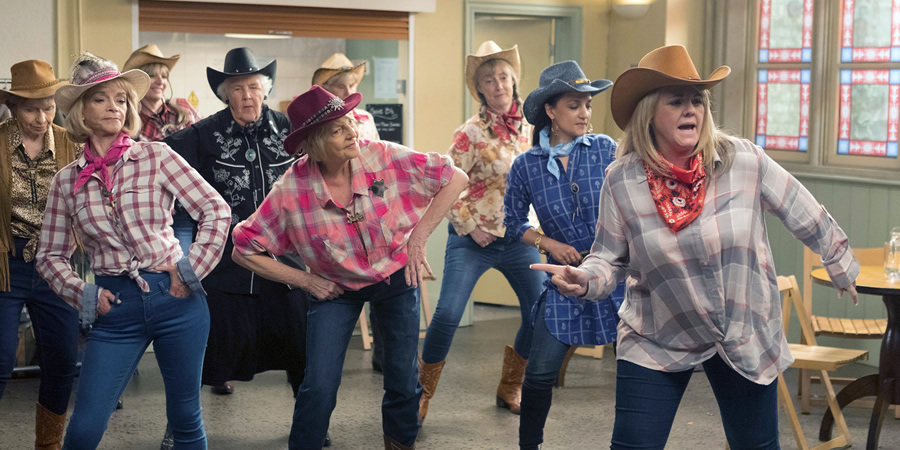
{"left": 504, "top": 60, "right": 624, "bottom": 450}
{"left": 313, "top": 53, "right": 380, "bottom": 142}
{"left": 231, "top": 85, "right": 467, "bottom": 449}
{"left": 36, "top": 53, "right": 230, "bottom": 449}
{"left": 533, "top": 45, "right": 859, "bottom": 449}
{"left": 417, "top": 40, "right": 545, "bottom": 423}
{"left": 0, "top": 59, "right": 81, "bottom": 449}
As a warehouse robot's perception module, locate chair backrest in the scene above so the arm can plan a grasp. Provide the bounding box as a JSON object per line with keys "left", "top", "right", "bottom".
{"left": 777, "top": 274, "right": 818, "bottom": 346}
{"left": 801, "top": 246, "right": 883, "bottom": 316}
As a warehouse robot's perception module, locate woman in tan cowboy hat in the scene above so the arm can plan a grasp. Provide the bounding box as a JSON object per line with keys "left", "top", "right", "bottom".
{"left": 534, "top": 45, "right": 859, "bottom": 449}
{"left": 416, "top": 40, "right": 546, "bottom": 424}
{"left": 313, "top": 53, "right": 380, "bottom": 141}
{"left": 0, "top": 59, "right": 81, "bottom": 449}
{"left": 36, "top": 52, "right": 230, "bottom": 449}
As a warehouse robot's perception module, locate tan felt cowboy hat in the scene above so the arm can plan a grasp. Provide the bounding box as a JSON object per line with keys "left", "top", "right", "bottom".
{"left": 312, "top": 53, "right": 366, "bottom": 87}
{"left": 55, "top": 53, "right": 150, "bottom": 115}
{"left": 465, "top": 40, "right": 521, "bottom": 101}
{"left": 610, "top": 44, "right": 731, "bottom": 130}
{"left": 123, "top": 44, "right": 180, "bottom": 72}
{"left": 0, "top": 60, "right": 68, "bottom": 104}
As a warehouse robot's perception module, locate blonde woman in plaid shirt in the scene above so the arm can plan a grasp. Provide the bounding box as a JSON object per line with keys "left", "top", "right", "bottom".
{"left": 36, "top": 53, "right": 230, "bottom": 449}
{"left": 535, "top": 45, "right": 860, "bottom": 449}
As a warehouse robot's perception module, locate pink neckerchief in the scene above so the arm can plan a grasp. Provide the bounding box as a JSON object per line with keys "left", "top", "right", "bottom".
{"left": 74, "top": 132, "right": 133, "bottom": 194}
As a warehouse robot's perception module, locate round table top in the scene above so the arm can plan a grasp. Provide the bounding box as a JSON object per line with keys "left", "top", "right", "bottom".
{"left": 811, "top": 266, "right": 900, "bottom": 297}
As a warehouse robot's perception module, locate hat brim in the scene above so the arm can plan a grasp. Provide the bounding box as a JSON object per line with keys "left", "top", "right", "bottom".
{"left": 0, "top": 80, "right": 68, "bottom": 104}
{"left": 284, "top": 92, "right": 362, "bottom": 156}
{"left": 523, "top": 78, "right": 613, "bottom": 124}
{"left": 610, "top": 65, "right": 730, "bottom": 130}
{"left": 312, "top": 62, "right": 366, "bottom": 87}
{"left": 54, "top": 70, "right": 151, "bottom": 115}
{"left": 207, "top": 59, "right": 277, "bottom": 99}
{"left": 123, "top": 53, "right": 180, "bottom": 72}
{"left": 465, "top": 46, "right": 521, "bottom": 101}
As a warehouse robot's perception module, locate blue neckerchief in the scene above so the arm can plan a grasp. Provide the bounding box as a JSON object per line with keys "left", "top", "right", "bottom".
{"left": 539, "top": 126, "right": 585, "bottom": 179}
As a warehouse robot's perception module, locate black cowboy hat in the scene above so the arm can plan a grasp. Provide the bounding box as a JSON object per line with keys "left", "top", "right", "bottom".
{"left": 206, "top": 47, "right": 277, "bottom": 97}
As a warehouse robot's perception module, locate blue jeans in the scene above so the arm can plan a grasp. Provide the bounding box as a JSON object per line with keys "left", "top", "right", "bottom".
{"left": 422, "top": 224, "right": 544, "bottom": 363}
{"left": 289, "top": 270, "right": 421, "bottom": 449}
{"left": 63, "top": 272, "right": 210, "bottom": 450}
{"left": 0, "top": 238, "right": 79, "bottom": 414}
{"left": 611, "top": 354, "right": 779, "bottom": 450}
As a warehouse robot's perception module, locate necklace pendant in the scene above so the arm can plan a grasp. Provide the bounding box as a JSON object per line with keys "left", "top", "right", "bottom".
{"left": 570, "top": 182, "right": 579, "bottom": 194}
{"left": 245, "top": 148, "right": 257, "bottom": 162}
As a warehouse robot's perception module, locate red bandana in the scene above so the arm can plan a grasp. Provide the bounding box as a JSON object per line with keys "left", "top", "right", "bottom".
{"left": 485, "top": 102, "right": 522, "bottom": 139}
{"left": 645, "top": 153, "right": 706, "bottom": 232}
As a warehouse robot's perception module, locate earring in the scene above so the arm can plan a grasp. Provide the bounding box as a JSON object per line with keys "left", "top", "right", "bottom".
{"left": 551, "top": 121, "right": 559, "bottom": 136}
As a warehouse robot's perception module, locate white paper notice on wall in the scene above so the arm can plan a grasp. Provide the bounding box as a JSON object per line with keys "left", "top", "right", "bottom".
{"left": 374, "top": 57, "right": 399, "bottom": 100}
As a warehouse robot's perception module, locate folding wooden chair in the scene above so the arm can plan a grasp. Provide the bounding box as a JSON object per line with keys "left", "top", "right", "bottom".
{"left": 358, "top": 273, "right": 436, "bottom": 349}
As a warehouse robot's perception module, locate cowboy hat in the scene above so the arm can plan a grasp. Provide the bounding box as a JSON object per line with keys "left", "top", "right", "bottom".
{"left": 283, "top": 85, "right": 361, "bottom": 156}
{"left": 312, "top": 53, "right": 366, "bottom": 87}
{"left": 55, "top": 53, "right": 150, "bottom": 115}
{"left": 207, "top": 47, "right": 277, "bottom": 97}
{"left": 0, "top": 60, "right": 67, "bottom": 104}
{"left": 465, "top": 41, "right": 521, "bottom": 101}
{"left": 522, "top": 60, "right": 612, "bottom": 124}
{"left": 123, "top": 44, "right": 180, "bottom": 72}
{"left": 610, "top": 45, "right": 730, "bottom": 130}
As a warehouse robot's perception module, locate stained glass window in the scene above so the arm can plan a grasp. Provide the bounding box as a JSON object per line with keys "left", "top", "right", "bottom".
{"left": 759, "top": 0, "right": 813, "bottom": 63}
{"left": 837, "top": 70, "right": 900, "bottom": 157}
{"left": 756, "top": 70, "right": 811, "bottom": 151}
{"left": 840, "top": 0, "right": 900, "bottom": 62}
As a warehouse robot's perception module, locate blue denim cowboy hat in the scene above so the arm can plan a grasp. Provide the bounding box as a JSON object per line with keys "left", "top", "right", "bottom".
{"left": 206, "top": 47, "right": 276, "bottom": 98}
{"left": 522, "top": 60, "right": 612, "bottom": 124}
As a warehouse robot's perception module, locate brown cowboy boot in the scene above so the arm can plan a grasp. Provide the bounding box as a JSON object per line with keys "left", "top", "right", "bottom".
{"left": 496, "top": 345, "right": 528, "bottom": 414}
{"left": 35, "top": 403, "right": 65, "bottom": 450}
{"left": 384, "top": 434, "right": 416, "bottom": 449}
{"left": 417, "top": 356, "right": 445, "bottom": 423}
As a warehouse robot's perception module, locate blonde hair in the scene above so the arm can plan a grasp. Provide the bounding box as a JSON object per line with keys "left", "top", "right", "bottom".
{"left": 322, "top": 71, "right": 361, "bottom": 89}
{"left": 300, "top": 120, "right": 334, "bottom": 162}
{"left": 138, "top": 63, "right": 193, "bottom": 129}
{"left": 616, "top": 87, "right": 732, "bottom": 176}
{"left": 64, "top": 78, "right": 142, "bottom": 144}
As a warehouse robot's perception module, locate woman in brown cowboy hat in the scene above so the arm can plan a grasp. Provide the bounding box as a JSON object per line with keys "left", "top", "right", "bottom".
{"left": 416, "top": 40, "right": 546, "bottom": 424}
{"left": 0, "top": 59, "right": 81, "bottom": 449}
{"left": 534, "top": 45, "right": 859, "bottom": 449}
{"left": 313, "top": 53, "right": 380, "bottom": 142}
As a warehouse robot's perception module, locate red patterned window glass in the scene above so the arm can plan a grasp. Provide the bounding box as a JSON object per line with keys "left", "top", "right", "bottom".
{"left": 837, "top": 69, "right": 900, "bottom": 157}
{"left": 756, "top": 70, "right": 811, "bottom": 151}
{"left": 759, "top": 0, "right": 814, "bottom": 63}
{"left": 840, "top": 0, "right": 900, "bottom": 62}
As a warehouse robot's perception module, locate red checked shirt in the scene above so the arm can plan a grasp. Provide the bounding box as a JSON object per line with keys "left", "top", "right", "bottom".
{"left": 138, "top": 98, "right": 201, "bottom": 142}
{"left": 36, "top": 141, "right": 231, "bottom": 313}
{"left": 232, "top": 140, "right": 453, "bottom": 290}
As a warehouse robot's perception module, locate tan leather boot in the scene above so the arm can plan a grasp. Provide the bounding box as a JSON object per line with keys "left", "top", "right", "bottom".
{"left": 35, "top": 403, "right": 65, "bottom": 450}
{"left": 384, "top": 434, "right": 416, "bottom": 449}
{"left": 496, "top": 345, "right": 527, "bottom": 414}
{"left": 417, "top": 356, "right": 445, "bottom": 423}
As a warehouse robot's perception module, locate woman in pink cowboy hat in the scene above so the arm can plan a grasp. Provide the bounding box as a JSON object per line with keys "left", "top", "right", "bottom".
{"left": 534, "top": 45, "right": 859, "bottom": 449}
{"left": 231, "top": 85, "right": 467, "bottom": 449}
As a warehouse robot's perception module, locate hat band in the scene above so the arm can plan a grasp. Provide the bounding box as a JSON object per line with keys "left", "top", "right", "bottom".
{"left": 302, "top": 96, "right": 346, "bottom": 127}
{"left": 568, "top": 78, "right": 591, "bottom": 86}
{"left": 11, "top": 78, "right": 62, "bottom": 91}
{"left": 81, "top": 69, "right": 121, "bottom": 85}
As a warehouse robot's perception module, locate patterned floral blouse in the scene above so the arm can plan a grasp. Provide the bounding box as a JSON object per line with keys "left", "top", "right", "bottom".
{"left": 446, "top": 104, "right": 532, "bottom": 237}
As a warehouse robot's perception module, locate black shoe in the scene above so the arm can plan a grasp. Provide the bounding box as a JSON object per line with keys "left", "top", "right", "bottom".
{"left": 372, "top": 359, "right": 383, "bottom": 374}
{"left": 160, "top": 425, "right": 174, "bottom": 450}
{"left": 324, "top": 431, "right": 332, "bottom": 447}
{"left": 210, "top": 381, "right": 234, "bottom": 395}
{"left": 116, "top": 398, "right": 124, "bottom": 409}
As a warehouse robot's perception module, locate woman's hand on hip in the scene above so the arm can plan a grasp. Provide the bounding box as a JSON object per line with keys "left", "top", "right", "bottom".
{"left": 468, "top": 228, "right": 497, "bottom": 248}
{"left": 97, "top": 289, "right": 119, "bottom": 315}
{"left": 304, "top": 273, "right": 344, "bottom": 301}
{"left": 155, "top": 265, "right": 191, "bottom": 298}
{"left": 547, "top": 241, "right": 583, "bottom": 266}
{"left": 405, "top": 235, "right": 433, "bottom": 288}
{"left": 530, "top": 263, "right": 589, "bottom": 297}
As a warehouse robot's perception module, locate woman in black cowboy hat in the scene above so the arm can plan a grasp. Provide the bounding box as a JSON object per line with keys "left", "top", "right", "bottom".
{"left": 503, "top": 60, "right": 625, "bottom": 450}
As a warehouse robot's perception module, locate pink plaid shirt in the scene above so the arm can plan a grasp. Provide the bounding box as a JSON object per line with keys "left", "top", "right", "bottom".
{"left": 232, "top": 140, "right": 453, "bottom": 290}
{"left": 36, "top": 141, "right": 231, "bottom": 318}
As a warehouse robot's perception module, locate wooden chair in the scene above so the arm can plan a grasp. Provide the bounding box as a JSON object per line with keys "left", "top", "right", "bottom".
{"left": 777, "top": 275, "right": 869, "bottom": 450}
{"left": 358, "top": 273, "right": 436, "bottom": 349}
{"left": 557, "top": 344, "right": 607, "bottom": 388}
{"left": 800, "top": 246, "right": 892, "bottom": 416}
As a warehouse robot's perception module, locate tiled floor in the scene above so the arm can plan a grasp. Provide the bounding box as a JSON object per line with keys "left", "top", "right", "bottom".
{"left": 1, "top": 304, "right": 898, "bottom": 449}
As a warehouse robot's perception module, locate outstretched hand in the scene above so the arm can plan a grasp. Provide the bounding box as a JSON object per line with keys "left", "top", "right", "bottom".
{"left": 531, "top": 263, "right": 589, "bottom": 297}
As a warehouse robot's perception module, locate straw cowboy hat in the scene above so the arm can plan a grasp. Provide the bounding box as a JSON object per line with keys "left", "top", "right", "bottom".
{"left": 522, "top": 60, "right": 612, "bottom": 124}
{"left": 55, "top": 53, "right": 150, "bottom": 115}
{"left": 312, "top": 53, "right": 366, "bottom": 87}
{"left": 0, "top": 60, "right": 67, "bottom": 104}
{"left": 283, "top": 85, "right": 361, "bottom": 155}
{"left": 122, "top": 44, "right": 180, "bottom": 72}
{"left": 207, "top": 47, "right": 277, "bottom": 97}
{"left": 465, "top": 41, "right": 521, "bottom": 101}
{"left": 610, "top": 44, "right": 730, "bottom": 130}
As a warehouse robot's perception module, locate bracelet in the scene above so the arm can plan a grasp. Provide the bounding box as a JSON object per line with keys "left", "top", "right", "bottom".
{"left": 534, "top": 232, "right": 548, "bottom": 255}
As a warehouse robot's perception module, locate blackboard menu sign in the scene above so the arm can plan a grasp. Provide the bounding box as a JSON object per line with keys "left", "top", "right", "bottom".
{"left": 365, "top": 103, "right": 403, "bottom": 145}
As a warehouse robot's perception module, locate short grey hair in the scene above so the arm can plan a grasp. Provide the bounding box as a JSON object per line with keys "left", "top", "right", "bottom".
{"left": 215, "top": 74, "right": 273, "bottom": 104}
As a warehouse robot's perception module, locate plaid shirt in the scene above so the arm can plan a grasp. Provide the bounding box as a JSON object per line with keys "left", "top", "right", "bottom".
{"left": 233, "top": 140, "right": 453, "bottom": 290}
{"left": 580, "top": 137, "right": 859, "bottom": 384}
{"left": 36, "top": 141, "right": 231, "bottom": 325}
{"left": 138, "top": 98, "right": 200, "bottom": 142}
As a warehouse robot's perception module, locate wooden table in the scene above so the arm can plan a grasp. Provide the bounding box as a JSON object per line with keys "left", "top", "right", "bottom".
{"left": 811, "top": 266, "right": 900, "bottom": 450}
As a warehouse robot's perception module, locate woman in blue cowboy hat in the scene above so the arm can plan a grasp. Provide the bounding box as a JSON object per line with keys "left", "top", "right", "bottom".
{"left": 503, "top": 60, "right": 625, "bottom": 450}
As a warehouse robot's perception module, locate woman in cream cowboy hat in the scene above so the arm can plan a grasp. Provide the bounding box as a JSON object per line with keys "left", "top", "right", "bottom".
{"left": 534, "top": 45, "right": 859, "bottom": 449}
{"left": 417, "top": 40, "right": 546, "bottom": 424}
{"left": 0, "top": 59, "right": 81, "bottom": 449}
{"left": 37, "top": 53, "right": 230, "bottom": 449}
{"left": 313, "top": 53, "right": 380, "bottom": 141}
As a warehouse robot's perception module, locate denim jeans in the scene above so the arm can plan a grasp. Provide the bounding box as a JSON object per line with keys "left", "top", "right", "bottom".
{"left": 611, "top": 354, "right": 779, "bottom": 450}
{"left": 421, "top": 224, "right": 544, "bottom": 364}
{"left": 63, "top": 271, "right": 210, "bottom": 450}
{"left": 0, "top": 238, "right": 79, "bottom": 414}
{"left": 289, "top": 270, "right": 421, "bottom": 449}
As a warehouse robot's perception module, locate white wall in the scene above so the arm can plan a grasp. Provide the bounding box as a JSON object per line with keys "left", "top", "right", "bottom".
{"left": 0, "top": 0, "right": 56, "bottom": 79}
{"left": 154, "top": 0, "right": 435, "bottom": 13}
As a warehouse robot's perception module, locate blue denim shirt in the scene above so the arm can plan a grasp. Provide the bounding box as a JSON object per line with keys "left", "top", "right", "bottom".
{"left": 504, "top": 133, "right": 625, "bottom": 346}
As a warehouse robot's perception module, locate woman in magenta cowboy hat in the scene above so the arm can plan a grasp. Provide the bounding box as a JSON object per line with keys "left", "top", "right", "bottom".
{"left": 232, "top": 85, "right": 467, "bottom": 449}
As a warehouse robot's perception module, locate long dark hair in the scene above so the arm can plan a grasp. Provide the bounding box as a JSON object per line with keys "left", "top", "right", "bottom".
{"left": 530, "top": 92, "right": 564, "bottom": 145}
